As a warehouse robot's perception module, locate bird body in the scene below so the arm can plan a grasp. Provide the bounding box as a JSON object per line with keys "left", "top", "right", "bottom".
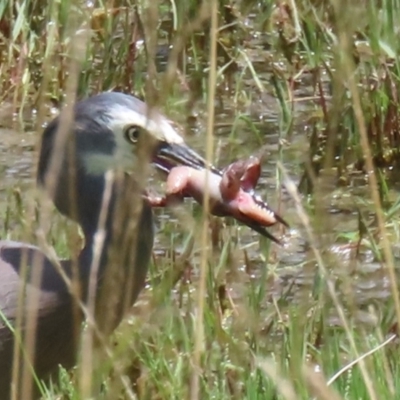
{"left": 0, "top": 189, "right": 154, "bottom": 399}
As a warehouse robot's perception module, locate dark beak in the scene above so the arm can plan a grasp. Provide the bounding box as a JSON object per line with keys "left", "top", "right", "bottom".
{"left": 238, "top": 218, "right": 288, "bottom": 244}
{"left": 153, "top": 142, "right": 221, "bottom": 175}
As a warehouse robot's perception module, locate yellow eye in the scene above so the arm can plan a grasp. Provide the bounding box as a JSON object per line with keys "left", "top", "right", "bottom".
{"left": 124, "top": 125, "right": 141, "bottom": 144}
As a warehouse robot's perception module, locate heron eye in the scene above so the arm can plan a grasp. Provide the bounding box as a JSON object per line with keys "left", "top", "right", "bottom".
{"left": 124, "top": 125, "right": 141, "bottom": 144}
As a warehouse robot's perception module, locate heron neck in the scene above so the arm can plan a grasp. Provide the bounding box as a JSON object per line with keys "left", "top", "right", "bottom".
{"left": 76, "top": 178, "right": 120, "bottom": 279}
{"left": 75, "top": 174, "right": 151, "bottom": 284}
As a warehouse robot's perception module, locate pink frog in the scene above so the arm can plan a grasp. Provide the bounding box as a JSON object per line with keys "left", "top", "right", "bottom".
{"left": 148, "top": 156, "right": 288, "bottom": 243}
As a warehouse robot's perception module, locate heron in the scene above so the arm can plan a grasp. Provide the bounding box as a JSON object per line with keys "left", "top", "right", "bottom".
{"left": 0, "top": 92, "right": 221, "bottom": 399}
{"left": 0, "top": 91, "right": 285, "bottom": 399}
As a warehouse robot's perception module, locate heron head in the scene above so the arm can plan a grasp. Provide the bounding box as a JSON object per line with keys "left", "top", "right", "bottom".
{"left": 64, "top": 92, "right": 217, "bottom": 177}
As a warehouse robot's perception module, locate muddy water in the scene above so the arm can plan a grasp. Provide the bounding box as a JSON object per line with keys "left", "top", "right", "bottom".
{"left": 0, "top": 62, "right": 398, "bottom": 330}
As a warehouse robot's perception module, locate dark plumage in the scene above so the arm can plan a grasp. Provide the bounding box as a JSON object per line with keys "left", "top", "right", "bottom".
{"left": 0, "top": 92, "right": 206, "bottom": 399}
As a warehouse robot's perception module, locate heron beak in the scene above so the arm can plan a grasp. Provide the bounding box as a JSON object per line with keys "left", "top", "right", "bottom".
{"left": 233, "top": 206, "right": 289, "bottom": 244}
{"left": 154, "top": 142, "right": 221, "bottom": 175}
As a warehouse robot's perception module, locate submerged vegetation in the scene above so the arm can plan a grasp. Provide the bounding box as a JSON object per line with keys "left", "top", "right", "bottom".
{"left": 2, "top": 0, "right": 400, "bottom": 399}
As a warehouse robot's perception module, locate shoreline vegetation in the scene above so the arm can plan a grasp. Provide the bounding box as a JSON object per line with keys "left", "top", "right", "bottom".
{"left": 1, "top": 1, "right": 400, "bottom": 399}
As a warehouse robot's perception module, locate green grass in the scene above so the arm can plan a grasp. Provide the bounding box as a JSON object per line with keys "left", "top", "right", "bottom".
{"left": 2, "top": 0, "right": 400, "bottom": 398}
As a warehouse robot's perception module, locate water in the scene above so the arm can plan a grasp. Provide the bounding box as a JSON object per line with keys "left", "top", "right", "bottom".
{"left": 0, "top": 45, "right": 398, "bottom": 331}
